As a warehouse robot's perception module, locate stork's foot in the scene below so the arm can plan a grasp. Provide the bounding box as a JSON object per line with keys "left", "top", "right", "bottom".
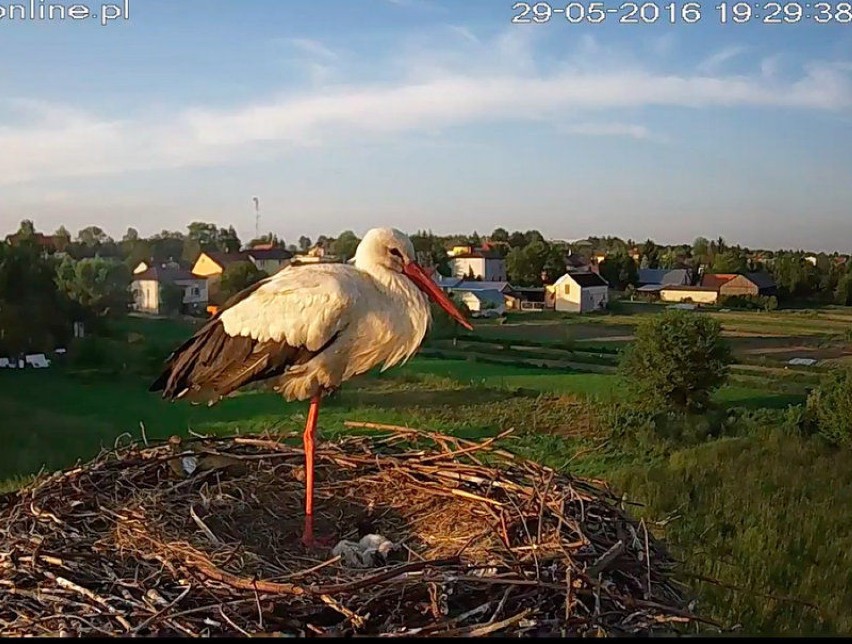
{"left": 301, "top": 515, "right": 336, "bottom": 551}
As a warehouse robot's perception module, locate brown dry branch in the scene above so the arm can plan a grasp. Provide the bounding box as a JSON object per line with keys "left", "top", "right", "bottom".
{"left": 0, "top": 424, "right": 712, "bottom": 637}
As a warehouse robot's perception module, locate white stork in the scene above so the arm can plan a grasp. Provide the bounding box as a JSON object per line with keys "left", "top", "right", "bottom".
{"left": 151, "top": 228, "right": 473, "bottom": 547}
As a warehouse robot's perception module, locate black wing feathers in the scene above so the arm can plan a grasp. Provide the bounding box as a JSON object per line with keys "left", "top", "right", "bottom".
{"left": 149, "top": 271, "right": 343, "bottom": 404}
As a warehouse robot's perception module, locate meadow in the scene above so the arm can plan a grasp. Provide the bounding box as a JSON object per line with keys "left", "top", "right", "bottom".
{"left": 1, "top": 308, "right": 850, "bottom": 635}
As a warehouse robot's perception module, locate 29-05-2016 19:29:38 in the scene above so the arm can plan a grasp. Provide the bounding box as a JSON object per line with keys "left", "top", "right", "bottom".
{"left": 511, "top": 1, "right": 852, "bottom": 23}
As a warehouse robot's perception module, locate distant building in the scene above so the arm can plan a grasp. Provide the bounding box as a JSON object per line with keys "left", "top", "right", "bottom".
{"left": 450, "top": 250, "right": 507, "bottom": 282}
{"left": 191, "top": 248, "right": 293, "bottom": 280}
{"left": 659, "top": 285, "right": 719, "bottom": 305}
{"left": 4, "top": 232, "right": 65, "bottom": 256}
{"left": 549, "top": 272, "right": 609, "bottom": 313}
{"left": 455, "top": 289, "right": 506, "bottom": 316}
{"left": 699, "top": 273, "right": 739, "bottom": 290}
{"left": 244, "top": 247, "right": 294, "bottom": 274}
{"left": 291, "top": 243, "right": 341, "bottom": 265}
{"left": 506, "top": 287, "right": 547, "bottom": 312}
{"left": 719, "top": 273, "right": 777, "bottom": 297}
{"left": 637, "top": 268, "right": 692, "bottom": 287}
{"left": 131, "top": 266, "right": 208, "bottom": 316}
{"left": 132, "top": 259, "right": 181, "bottom": 275}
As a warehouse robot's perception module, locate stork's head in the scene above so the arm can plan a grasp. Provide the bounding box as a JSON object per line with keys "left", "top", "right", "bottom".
{"left": 355, "top": 228, "right": 473, "bottom": 331}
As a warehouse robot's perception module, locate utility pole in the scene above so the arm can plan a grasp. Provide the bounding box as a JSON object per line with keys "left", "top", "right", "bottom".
{"left": 252, "top": 196, "right": 260, "bottom": 242}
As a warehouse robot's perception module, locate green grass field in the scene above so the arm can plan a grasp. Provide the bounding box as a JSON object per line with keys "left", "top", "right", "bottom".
{"left": 1, "top": 310, "right": 849, "bottom": 634}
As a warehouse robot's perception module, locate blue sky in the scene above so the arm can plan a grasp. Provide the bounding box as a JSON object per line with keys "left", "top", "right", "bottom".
{"left": 1, "top": 0, "right": 850, "bottom": 251}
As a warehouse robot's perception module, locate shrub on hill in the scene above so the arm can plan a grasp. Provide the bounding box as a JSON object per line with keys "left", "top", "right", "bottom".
{"left": 805, "top": 368, "right": 852, "bottom": 447}
{"left": 618, "top": 310, "right": 732, "bottom": 413}
{"left": 718, "top": 294, "right": 778, "bottom": 311}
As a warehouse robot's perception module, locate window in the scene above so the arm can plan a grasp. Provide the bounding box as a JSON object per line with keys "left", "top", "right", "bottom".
{"left": 192, "top": 287, "right": 200, "bottom": 296}
{"left": 564, "top": 284, "right": 571, "bottom": 295}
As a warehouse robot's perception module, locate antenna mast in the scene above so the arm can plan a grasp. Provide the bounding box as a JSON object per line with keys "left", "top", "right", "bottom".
{"left": 252, "top": 196, "right": 260, "bottom": 241}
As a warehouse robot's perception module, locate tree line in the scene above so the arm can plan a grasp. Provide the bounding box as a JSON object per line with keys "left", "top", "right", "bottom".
{"left": 2, "top": 219, "right": 851, "bottom": 356}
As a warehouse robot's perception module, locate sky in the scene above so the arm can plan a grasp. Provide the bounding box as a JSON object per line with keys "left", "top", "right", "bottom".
{"left": 1, "top": 0, "right": 850, "bottom": 251}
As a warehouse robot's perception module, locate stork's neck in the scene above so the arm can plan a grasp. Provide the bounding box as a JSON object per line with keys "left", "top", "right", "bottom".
{"left": 356, "top": 261, "right": 429, "bottom": 307}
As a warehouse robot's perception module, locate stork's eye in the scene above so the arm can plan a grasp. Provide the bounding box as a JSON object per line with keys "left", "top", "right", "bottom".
{"left": 389, "top": 248, "right": 403, "bottom": 259}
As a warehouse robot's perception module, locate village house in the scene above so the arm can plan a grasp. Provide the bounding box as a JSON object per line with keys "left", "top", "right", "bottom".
{"left": 718, "top": 272, "right": 778, "bottom": 297}
{"left": 506, "top": 287, "right": 547, "bottom": 312}
{"left": 659, "top": 285, "right": 720, "bottom": 305}
{"left": 191, "top": 246, "right": 294, "bottom": 280}
{"left": 449, "top": 249, "right": 507, "bottom": 282}
{"left": 291, "top": 242, "right": 341, "bottom": 265}
{"left": 548, "top": 271, "right": 609, "bottom": 313}
{"left": 699, "top": 272, "right": 777, "bottom": 298}
{"left": 636, "top": 268, "right": 693, "bottom": 298}
{"left": 454, "top": 289, "right": 506, "bottom": 316}
{"left": 131, "top": 265, "right": 208, "bottom": 316}
{"left": 244, "top": 245, "right": 296, "bottom": 274}
{"left": 699, "top": 273, "right": 739, "bottom": 291}
{"left": 4, "top": 232, "right": 66, "bottom": 257}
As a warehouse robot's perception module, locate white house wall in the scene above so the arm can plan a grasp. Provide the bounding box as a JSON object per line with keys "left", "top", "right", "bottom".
{"left": 660, "top": 289, "right": 718, "bottom": 304}
{"left": 452, "top": 257, "right": 485, "bottom": 279}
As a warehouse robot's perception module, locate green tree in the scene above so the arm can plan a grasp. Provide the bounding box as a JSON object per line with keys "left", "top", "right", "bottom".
{"left": 181, "top": 238, "right": 202, "bottom": 265}
{"left": 771, "top": 253, "right": 819, "bottom": 299}
{"left": 640, "top": 239, "right": 660, "bottom": 269}
{"left": 122, "top": 227, "right": 139, "bottom": 243}
{"left": 805, "top": 369, "right": 852, "bottom": 447}
{"left": 835, "top": 273, "right": 852, "bottom": 306}
{"left": 599, "top": 252, "right": 638, "bottom": 290}
{"left": 331, "top": 230, "right": 361, "bottom": 261}
{"left": 490, "top": 227, "right": 509, "bottom": 243}
{"left": 0, "top": 243, "right": 71, "bottom": 354}
{"left": 217, "top": 261, "right": 268, "bottom": 304}
{"left": 55, "top": 256, "right": 132, "bottom": 318}
{"left": 692, "top": 237, "right": 709, "bottom": 263}
{"left": 76, "top": 226, "right": 110, "bottom": 247}
{"left": 299, "top": 236, "right": 312, "bottom": 251}
{"left": 619, "top": 310, "right": 732, "bottom": 412}
{"left": 123, "top": 239, "right": 153, "bottom": 271}
{"left": 711, "top": 249, "right": 749, "bottom": 273}
{"left": 508, "top": 231, "right": 527, "bottom": 249}
{"left": 149, "top": 230, "right": 186, "bottom": 263}
{"left": 218, "top": 226, "right": 242, "bottom": 253}
{"left": 53, "top": 226, "right": 72, "bottom": 252}
{"left": 410, "top": 231, "right": 450, "bottom": 276}
{"left": 524, "top": 230, "right": 545, "bottom": 246}
{"left": 542, "top": 246, "right": 567, "bottom": 284}
{"left": 187, "top": 221, "right": 219, "bottom": 248}
{"left": 506, "top": 242, "right": 549, "bottom": 286}
{"left": 17, "top": 219, "right": 36, "bottom": 238}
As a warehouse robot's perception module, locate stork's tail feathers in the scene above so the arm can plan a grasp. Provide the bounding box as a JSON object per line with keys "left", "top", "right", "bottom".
{"left": 149, "top": 321, "right": 239, "bottom": 403}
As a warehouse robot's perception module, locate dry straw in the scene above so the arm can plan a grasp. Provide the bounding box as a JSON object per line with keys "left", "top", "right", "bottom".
{"left": 0, "top": 422, "right": 712, "bottom": 637}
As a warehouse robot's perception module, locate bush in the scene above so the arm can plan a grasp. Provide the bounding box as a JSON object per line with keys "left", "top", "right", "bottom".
{"left": 619, "top": 310, "right": 732, "bottom": 413}
{"left": 718, "top": 294, "right": 778, "bottom": 311}
{"left": 805, "top": 369, "right": 852, "bottom": 447}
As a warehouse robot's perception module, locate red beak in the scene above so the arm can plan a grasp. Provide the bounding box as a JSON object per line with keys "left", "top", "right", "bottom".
{"left": 403, "top": 262, "right": 474, "bottom": 331}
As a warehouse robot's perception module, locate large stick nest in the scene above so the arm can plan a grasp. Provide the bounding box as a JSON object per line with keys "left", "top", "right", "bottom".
{"left": 0, "top": 424, "right": 705, "bottom": 637}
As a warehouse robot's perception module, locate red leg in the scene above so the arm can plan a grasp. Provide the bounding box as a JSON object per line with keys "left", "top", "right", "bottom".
{"left": 301, "top": 395, "right": 321, "bottom": 548}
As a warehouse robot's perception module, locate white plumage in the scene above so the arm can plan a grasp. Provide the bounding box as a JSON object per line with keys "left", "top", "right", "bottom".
{"left": 152, "top": 227, "right": 472, "bottom": 548}
{"left": 217, "top": 229, "right": 431, "bottom": 400}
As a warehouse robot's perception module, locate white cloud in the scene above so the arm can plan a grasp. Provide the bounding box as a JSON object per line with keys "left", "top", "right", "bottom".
{"left": 559, "top": 122, "right": 653, "bottom": 140}
{"left": 697, "top": 46, "right": 748, "bottom": 74}
{"left": 760, "top": 54, "right": 783, "bottom": 79}
{"left": 1, "top": 37, "right": 850, "bottom": 185}
{"left": 447, "top": 25, "right": 480, "bottom": 45}
{"left": 286, "top": 37, "right": 338, "bottom": 61}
